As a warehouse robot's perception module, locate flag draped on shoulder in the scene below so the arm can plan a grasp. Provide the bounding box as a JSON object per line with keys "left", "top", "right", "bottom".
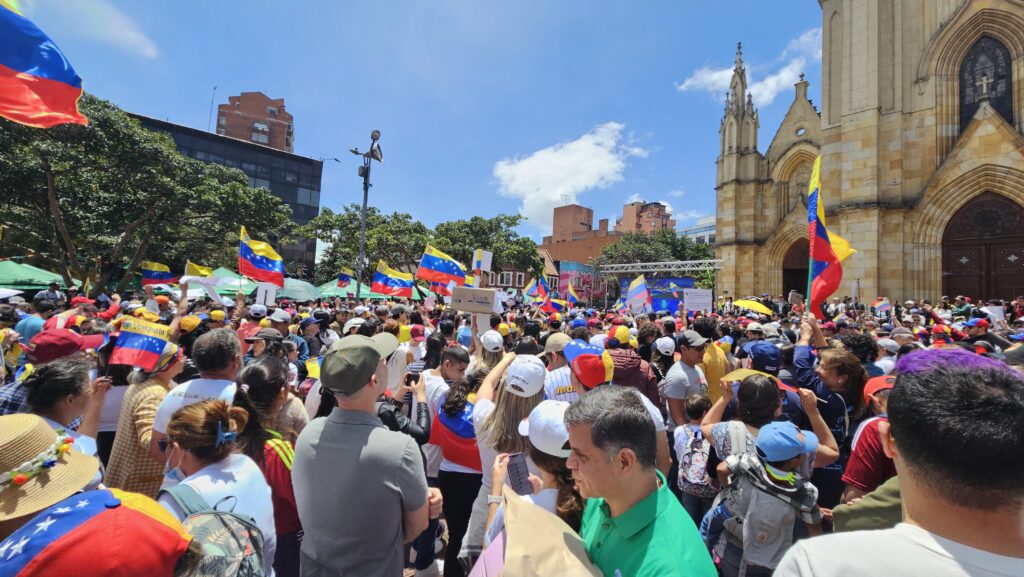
{"left": 416, "top": 245, "right": 466, "bottom": 286}
{"left": 807, "top": 156, "right": 855, "bottom": 319}
{"left": 109, "top": 318, "right": 172, "bottom": 372}
{"left": 139, "top": 261, "right": 177, "bottom": 286}
{"left": 0, "top": 3, "right": 88, "bottom": 128}
{"left": 372, "top": 260, "right": 414, "bottom": 297}
{"left": 239, "top": 226, "right": 284, "bottom": 287}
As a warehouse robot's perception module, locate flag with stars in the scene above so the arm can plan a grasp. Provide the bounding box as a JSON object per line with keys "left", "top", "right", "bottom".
{"left": 415, "top": 245, "right": 467, "bottom": 286}
{"left": 0, "top": 488, "right": 191, "bottom": 577}
{"left": 239, "top": 225, "right": 285, "bottom": 287}
{"left": 108, "top": 317, "right": 172, "bottom": 372}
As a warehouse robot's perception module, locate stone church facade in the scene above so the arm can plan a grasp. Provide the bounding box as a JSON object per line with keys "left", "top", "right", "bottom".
{"left": 715, "top": 0, "right": 1024, "bottom": 302}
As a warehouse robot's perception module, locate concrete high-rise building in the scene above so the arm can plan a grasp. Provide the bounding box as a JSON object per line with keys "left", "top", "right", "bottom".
{"left": 216, "top": 92, "right": 294, "bottom": 153}
{"left": 615, "top": 201, "right": 676, "bottom": 234}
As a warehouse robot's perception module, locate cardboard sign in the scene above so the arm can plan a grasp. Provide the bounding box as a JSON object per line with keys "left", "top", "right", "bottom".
{"left": 255, "top": 282, "right": 278, "bottom": 307}
{"left": 472, "top": 249, "right": 493, "bottom": 273}
{"left": 682, "top": 288, "right": 714, "bottom": 313}
{"left": 451, "top": 286, "right": 498, "bottom": 314}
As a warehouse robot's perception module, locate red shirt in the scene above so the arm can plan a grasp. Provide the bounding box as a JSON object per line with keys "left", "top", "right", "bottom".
{"left": 262, "top": 436, "right": 302, "bottom": 535}
{"left": 237, "top": 321, "right": 262, "bottom": 355}
{"left": 841, "top": 416, "right": 897, "bottom": 494}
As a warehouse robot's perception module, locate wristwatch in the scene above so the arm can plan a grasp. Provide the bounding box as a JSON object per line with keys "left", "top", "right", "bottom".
{"left": 487, "top": 495, "right": 502, "bottom": 505}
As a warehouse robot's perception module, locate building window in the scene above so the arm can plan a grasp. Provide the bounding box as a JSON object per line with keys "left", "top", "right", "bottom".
{"left": 515, "top": 272, "right": 524, "bottom": 287}
{"left": 216, "top": 128, "right": 224, "bottom": 135}
{"left": 248, "top": 177, "right": 270, "bottom": 189}
{"left": 241, "top": 162, "right": 257, "bottom": 175}
{"left": 488, "top": 272, "right": 496, "bottom": 285}
{"left": 267, "top": 106, "right": 278, "bottom": 116}
{"left": 194, "top": 150, "right": 208, "bottom": 160}
{"left": 251, "top": 133, "right": 269, "bottom": 144}
{"left": 218, "top": 116, "right": 226, "bottom": 126}
{"left": 283, "top": 171, "right": 298, "bottom": 183}
{"left": 499, "top": 272, "right": 513, "bottom": 286}
{"left": 253, "top": 121, "right": 270, "bottom": 132}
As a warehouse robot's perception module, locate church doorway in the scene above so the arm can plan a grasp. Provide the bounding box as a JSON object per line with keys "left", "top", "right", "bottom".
{"left": 782, "top": 238, "right": 809, "bottom": 297}
{"left": 942, "top": 192, "right": 1024, "bottom": 301}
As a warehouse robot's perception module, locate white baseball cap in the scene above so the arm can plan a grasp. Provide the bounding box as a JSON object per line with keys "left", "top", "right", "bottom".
{"left": 269, "top": 309, "right": 292, "bottom": 324}
{"left": 589, "top": 334, "right": 607, "bottom": 348}
{"left": 249, "top": 304, "right": 268, "bottom": 318}
{"left": 518, "top": 400, "right": 571, "bottom": 458}
{"left": 504, "top": 355, "right": 546, "bottom": 397}
{"left": 655, "top": 336, "right": 676, "bottom": 357}
{"left": 353, "top": 305, "right": 368, "bottom": 316}
{"left": 343, "top": 317, "right": 365, "bottom": 334}
{"left": 480, "top": 330, "right": 504, "bottom": 353}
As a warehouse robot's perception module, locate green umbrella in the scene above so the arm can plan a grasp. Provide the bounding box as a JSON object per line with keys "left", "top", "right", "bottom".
{"left": 317, "top": 280, "right": 425, "bottom": 301}
{"left": 0, "top": 261, "right": 75, "bottom": 290}
{"left": 211, "top": 267, "right": 258, "bottom": 295}
{"left": 277, "top": 277, "right": 320, "bottom": 302}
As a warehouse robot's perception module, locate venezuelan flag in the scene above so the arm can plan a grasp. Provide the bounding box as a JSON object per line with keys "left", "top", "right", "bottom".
{"left": 139, "top": 261, "right": 178, "bottom": 286}
{"left": 372, "top": 260, "right": 414, "bottom": 297}
{"left": 625, "top": 275, "right": 650, "bottom": 306}
{"left": 613, "top": 299, "right": 627, "bottom": 313}
{"left": 337, "top": 266, "right": 354, "bottom": 288}
{"left": 807, "top": 156, "right": 855, "bottom": 319}
{"left": 523, "top": 278, "right": 537, "bottom": 296}
{"left": 416, "top": 245, "right": 467, "bottom": 286}
{"left": 567, "top": 282, "right": 580, "bottom": 305}
{"left": 544, "top": 297, "right": 568, "bottom": 312}
{"left": 108, "top": 317, "right": 172, "bottom": 372}
{"left": 430, "top": 281, "right": 450, "bottom": 296}
{"left": 239, "top": 226, "right": 284, "bottom": 287}
{"left": 184, "top": 260, "right": 213, "bottom": 277}
{"left": 0, "top": 3, "right": 88, "bottom": 129}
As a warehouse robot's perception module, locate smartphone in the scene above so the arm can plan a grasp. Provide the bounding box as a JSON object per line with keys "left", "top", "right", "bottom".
{"left": 507, "top": 452, "right": 532, "bottom": 496}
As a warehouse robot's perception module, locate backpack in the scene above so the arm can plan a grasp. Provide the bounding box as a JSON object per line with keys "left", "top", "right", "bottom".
{"left": 677, "top": 425, "right": 717, "bottom": 499}
{"left": 159, "top": 484, "right": 267, "bottom": 577}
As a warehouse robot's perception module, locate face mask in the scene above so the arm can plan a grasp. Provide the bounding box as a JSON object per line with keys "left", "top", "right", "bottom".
{"left": 163, "top": 445, "right": 186, "bottom": 483}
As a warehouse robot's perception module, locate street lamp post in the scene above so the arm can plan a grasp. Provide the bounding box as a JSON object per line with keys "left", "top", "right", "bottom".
{"left": 349, "top": 130, "right": 383, "bottom": 302}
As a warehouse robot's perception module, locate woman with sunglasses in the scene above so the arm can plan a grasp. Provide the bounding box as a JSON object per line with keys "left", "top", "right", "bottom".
{"left": 105, "top": 342, "right": 185, "bottom": 498}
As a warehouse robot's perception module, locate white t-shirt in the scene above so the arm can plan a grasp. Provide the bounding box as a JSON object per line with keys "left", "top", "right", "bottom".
{"left": 544, "top": 366, "right": 578, "bottom": 404}
{"left": 422, "top": 370, "right": 450, "bottom": 478}
{"left": 98, "top": 385, "right": 128, "bottom": 432}
{"left": 385, "top": 343, "right": 411, "bottom": 394}
{"left": 158, "top": 453, "right": 277, "bottom": 577}
{"left": 152, "top": 378, "right": 237, "bottom": 434}
{"left": 775, "top": 522, "right": 1024, "bottom": 577}
{"left": 485, "top": 488, "right": 558, "bottom": 545}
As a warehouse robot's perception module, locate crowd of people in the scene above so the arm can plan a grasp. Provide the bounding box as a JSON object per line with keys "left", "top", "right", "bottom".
{"left": 0, "top": 282, "right": 1021, "bottom": 576}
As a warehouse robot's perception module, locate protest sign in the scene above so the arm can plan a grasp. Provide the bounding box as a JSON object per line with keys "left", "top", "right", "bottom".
{"left": 255, "top": 282, "right": 278, "bottom": 307}
{"left": 452, "top": 286, "right": 497, "bottom": 314}
{"left": 472, "top": 249, "right": 493, "bottom": 273}
{"left": 682, "top": 288, "right": 714, "bottom": 312}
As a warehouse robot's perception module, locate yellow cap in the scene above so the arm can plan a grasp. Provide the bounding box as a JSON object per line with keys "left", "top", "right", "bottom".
{"left": 259, "top": 318, "right": 271, "bottom": 328}
{"left": 133, "top": 308, "right": 160, "bottom": 323}
{"left": 209, "top": 310, "right": 226, "bottom": 322}
{"left": 399, "top": 325, "right": 412, "bottom": 343}
{"left": 497, "top": 323, "right": 510, "bottom": 337}
{"left": 180, "top": 315, "right": 201, "bottom": 333}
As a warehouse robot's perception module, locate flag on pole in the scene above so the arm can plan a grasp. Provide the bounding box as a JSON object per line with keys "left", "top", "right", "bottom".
{"left": 806, "top": 156, "right": 856, "bottom": 319}
{"left": 185, "top": 261, "right": 213, "bottom": 277}
{"left": 109, "top": 317, "right": 172, "bottom": 371}
{"left": 416, "top": 245, "right": 467, "bottom": 286}
{"left": 139, "top": 261, "right": 178, "bottom": 286}
{"left": 625, "top": 275, "right": 650, "bottom": 307}
{"left": 337, "top": 267, "right": 355, "bottom": 288}
{"left": 540, "top": 297, "right": 568, "bottom": 313}
{"left": 239, "top": 226, "right": 284, "bottom": 287}
{"left": 0, "top": 3, "right": 88, "bottom": 128}
{"left": 566, "top": 283, "right": 580, "bottom": 305}
{"left": 429, "top": 282, "right": 450, "bottom": 296}
{"left": 372, "top": 260, "right": 414, "bottom": 297}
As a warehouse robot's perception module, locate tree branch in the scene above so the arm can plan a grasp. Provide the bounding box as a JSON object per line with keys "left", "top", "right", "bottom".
{"left": 38, "top": 151, "right": 83, "bottom": 281}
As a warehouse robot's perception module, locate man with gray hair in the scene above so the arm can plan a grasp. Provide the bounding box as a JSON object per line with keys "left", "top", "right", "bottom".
{"left": 565, "top": 386, "right": 715, "bottom": 577}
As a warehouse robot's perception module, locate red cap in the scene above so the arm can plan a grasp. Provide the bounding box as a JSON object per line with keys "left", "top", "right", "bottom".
{"left": 28, "top": 330, "right": 106, "bottom": 364}
{"left": 571, "top": 352, "right": 614, "bottom": 389}
{"left": 964, "top": 297, "right": 972, "bottom": 303}
{"left": 410, "top": 324, "right": 426, "bottom": 342}
{"left": 70, "top": 296, "right": 95, "bottom": 306}
{"left": 587, "top": 318, "right": 601, "bottom": 328}
{"left": 820, "top": 322, "right": 837, "bottom": 331}
{"left": 611, "top": 317, "right": 627, "bottom": 326}
{"left": 931, "top": 324, "right": 950, "bottom": 335}
{"left": 863, "top": 375, "right": 895, "bottom": 406}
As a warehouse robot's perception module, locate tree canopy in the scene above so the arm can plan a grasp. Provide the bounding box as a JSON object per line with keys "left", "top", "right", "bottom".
{"left": 0, "top": 94, "right": 292, "bottom": 295}
{"left": 595, "top": 229, "right": 716, "bottom": 291}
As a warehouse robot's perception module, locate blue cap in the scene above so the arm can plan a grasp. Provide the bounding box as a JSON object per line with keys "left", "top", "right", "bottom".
{"left": 756, "top": 421, "right": 819, "bottom": 462}
{"left": 571, "top": 318, "right": 587, "bottom": 329}
{"left": 563, "top": 339, "right": 604, "bottom": 365}
{"left": 963, "top": 318, "right": 986, "bottom": 327}
{"left": 718, "top": 335, "right": 734, "bottom": 346}
{"left": 746, "top": 341, "right": 783, "bottom": 373}
{"left": 456, "top": 326, "right": 473, "bottom": 347}
{"left": 586, "top": 308, "right": 595, "bottom": 316}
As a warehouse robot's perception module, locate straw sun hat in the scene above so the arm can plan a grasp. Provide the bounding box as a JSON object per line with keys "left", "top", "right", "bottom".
{"left": 0, "top": 414, "right": 99, "bottom": 522}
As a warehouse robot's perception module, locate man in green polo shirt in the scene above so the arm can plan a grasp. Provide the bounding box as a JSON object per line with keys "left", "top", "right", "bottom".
{"left": 565, "top": 386, "right": 716, "bottom": 577}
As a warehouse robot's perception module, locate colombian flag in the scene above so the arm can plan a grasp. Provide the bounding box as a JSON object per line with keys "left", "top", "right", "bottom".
{"left": 239, "top": 226, "right": 284, "bottom": 287}
{"left": 139, "top": 261, "right": 178, "bottom": 286}
{"left": 337, "top": 267, "right": 354, "bottom": 288}
{"left": 0, "top": 3, "right": 88, "bottom": 128}
{"left": 567, "top": 282, "right": 580, "bottom": 305}
{"left": 108, "top": 317, "right": 172, "bottom": 372}
{"left": 807, "top": 157, "right": 855, "bottom": 319}
{"left": 372, "top": 260, "right": 414, "bottom": 297}
{"left": 416, "top": 245, "right": 467, "bottom": 286}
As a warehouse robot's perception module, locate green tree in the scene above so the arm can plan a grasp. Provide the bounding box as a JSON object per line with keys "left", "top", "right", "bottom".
{"left": 298, "top": 205, "right": 431, "bottom": 286}
{"left": 431, "top": 214, "right": 542, "bottom": 275}
{"left": 596, "top": 229, "right": 717, "bottom": 295}
{"left": 0, "top": 94, "right": 292, "bottom": 294}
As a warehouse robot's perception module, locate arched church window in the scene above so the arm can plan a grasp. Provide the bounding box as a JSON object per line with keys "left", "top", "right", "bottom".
{"left": 959, "top": 36, "right": 1013, "bottom": 133}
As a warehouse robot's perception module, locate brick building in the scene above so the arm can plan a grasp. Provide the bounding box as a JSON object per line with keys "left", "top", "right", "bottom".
{"left": 216, "top": 92, "right": 294, "bottom": 153}
{"left": 615, "top": 201, "right": 676, "bottom": 234}
{"left": 539, "top": 204, "right": 622, "bottom": 264}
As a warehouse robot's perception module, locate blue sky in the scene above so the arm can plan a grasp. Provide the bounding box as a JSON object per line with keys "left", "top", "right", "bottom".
{"left": 26, "top": 0, "right": 822, "bottom": 241}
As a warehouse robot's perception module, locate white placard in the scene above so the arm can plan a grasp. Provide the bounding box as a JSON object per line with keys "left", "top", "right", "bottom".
{"left": 682, "top": 288, "right": 714, "bottom": 313}
{"left": 255, "top": 282, "right": 278, "bottom": 307}
{"left": 475, "top": 313, "right": 492, "bottom": 340}
{"left": 424, "top": 296, "right": 436, "bottom": 309}
{"left": 473, "top": 249, "right": 493, "bottom": 273}
{"left": 983, "top": 305, "right": 1006, "bottom": 322}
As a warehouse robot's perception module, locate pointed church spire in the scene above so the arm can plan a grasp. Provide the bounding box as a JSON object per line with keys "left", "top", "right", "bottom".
{"left": 735, "top": 42, "right": 743, "bottom": 68}
{"left": 729, "top": 41, "right": 749, "bottom": 106}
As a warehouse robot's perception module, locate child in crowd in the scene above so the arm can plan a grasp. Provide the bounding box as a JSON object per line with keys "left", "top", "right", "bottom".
{"left": 674, "top": 394, "right": 718, "bottom": 525}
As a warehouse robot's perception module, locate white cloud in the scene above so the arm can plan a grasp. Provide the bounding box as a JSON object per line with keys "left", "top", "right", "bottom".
{"left": 675, "top": 210, "right": 705, "bottom": 222}
{"left": 493, "top": 122, "right": 647, "bottom": 233}
{"left": 626, "top": 192, "right": 643, "bottom": 203}
{"left": 676, "top": 27, "right": 821, "bottom": 107}
{"left": 27, "top": 0, "right": 159, "bottom": 59}
{"left": 667, "top": 188, "right": 686, "bottom": 198}
{"left": 657, "top": 200, "right": 674, "bottom": 215}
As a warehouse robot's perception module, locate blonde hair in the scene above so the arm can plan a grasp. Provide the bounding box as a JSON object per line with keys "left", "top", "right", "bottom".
{"left": 166, "top": 399, "right": 248, "bottom": 462}
{"left": 477, "top": 373, "right": 543, "bottom": 454}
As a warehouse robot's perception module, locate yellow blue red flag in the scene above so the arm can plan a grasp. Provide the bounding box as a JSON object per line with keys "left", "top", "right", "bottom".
{"left": 416, "top": 245, "right": 467, "bottom": 286}
{"left": 140, "top": 261, "right": 177, "bottom": 286}
{"left": 239, "top": 226, "right": 284, "bottom": 287}
{"left": 807, "top": 156, "right": 855, "bottom": 319}
{"left": 372, "top": 260, "right": 414, "bottom": 298}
